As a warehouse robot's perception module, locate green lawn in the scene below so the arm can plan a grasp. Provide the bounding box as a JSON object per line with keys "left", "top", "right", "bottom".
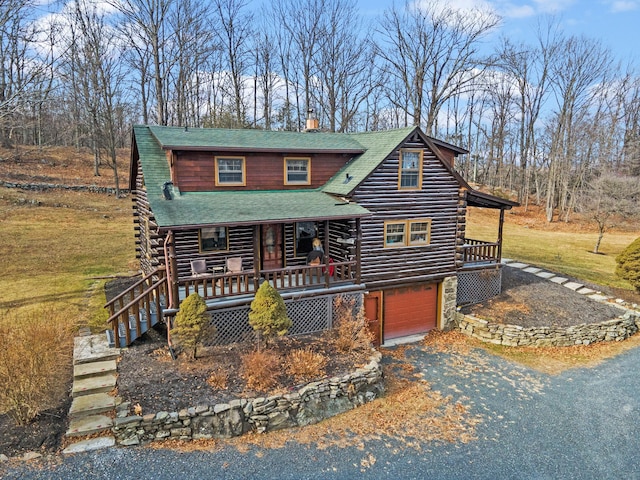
{"left": 467, "top": 208, "right": 639, "bottom": 291}
{"left": 0, "top": 187, "right": 135, "bottom": 329}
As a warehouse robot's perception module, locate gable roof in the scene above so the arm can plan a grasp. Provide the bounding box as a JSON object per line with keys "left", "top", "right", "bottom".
{"left": 132, "top": 124, "right": 517, "bottom": 229}
{"left": 322, "top": 126, "right": 472, "bottom": 196}
{"left": 322, "top": 127, "right": 416, "bottom": 196}
{"left": 146, "top": 125, "right": 365, "bottom": 154}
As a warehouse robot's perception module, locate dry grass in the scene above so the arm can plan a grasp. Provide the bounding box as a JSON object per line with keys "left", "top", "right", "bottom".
{"left": 207, "top": 370, "right": 229, "bottom": 390}
{"left": 0, "top": 309, "right": 74, "bottom": 425}
{"left": 284, "top": 347, "right": 328, "bottom": 382}
{"left": 0, "top": 186, "right": 136, "bottom": 329}
{"left": 241, "top": 349, "right": 282, "bottom": 391}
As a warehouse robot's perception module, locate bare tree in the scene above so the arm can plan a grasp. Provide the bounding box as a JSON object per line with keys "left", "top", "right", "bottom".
{"left": 210, "top": 0, "right": 253, "bottom": 128}
{"left": 578, "top": 172, "right": 640, "bottom": 254}
{"left": 545, "top": 35, "right": 612, "bottom": 222}
{"left": 67, "top": 0, "right": 129, "bottom": 195}
{"left": 107, "top": 0, "right": 174, "bottom": 125}
{"left": 272, "top": 0, "right": 327, "bottom": 130}
{"left": 376, "top": 0, "right": 499, "bottom": 135}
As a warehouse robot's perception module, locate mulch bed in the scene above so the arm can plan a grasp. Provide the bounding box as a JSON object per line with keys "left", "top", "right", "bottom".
{"left": 1, "top": 268, "right": 636, "bottom": 458}
{"left": 460, "top": 266, "right": 629, "bottom": 327}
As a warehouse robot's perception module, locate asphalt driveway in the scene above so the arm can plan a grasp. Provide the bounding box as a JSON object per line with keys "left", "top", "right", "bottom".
{"left": 3, "top": 342, "right": 640, "bottom": 480}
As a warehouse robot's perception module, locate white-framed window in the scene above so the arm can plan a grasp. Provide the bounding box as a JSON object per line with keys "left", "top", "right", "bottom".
{"left": 199, "top": 226, "right": 228, "bottom": 252}
{"left": 215, "top": 156, "right": 245, "bottom": 186}
{"left": 384, "top": 219, "right": 431, "bottom": 248}
{"left": 398, "top": 149, "right": 423, "bottom": 190}
{"left": 284, "top": 157, "right": 311, "bottom": 185}
{"left": 384, "top": 221, "right": 406, "bottom": 248}
{"left": 408, "top": 220, "right": 431, "bottom": 246}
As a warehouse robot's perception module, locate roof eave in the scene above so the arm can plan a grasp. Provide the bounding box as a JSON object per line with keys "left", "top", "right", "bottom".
{"left": 159, "top": 145, "right": 365, "bottom": 155}
{"left": 157, "top": 211, "right": 371, "bottom": 232}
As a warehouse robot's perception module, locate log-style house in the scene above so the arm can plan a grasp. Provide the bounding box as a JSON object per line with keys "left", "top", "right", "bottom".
{"left": 106, "top": 123, "right": 517, "bottom": 348}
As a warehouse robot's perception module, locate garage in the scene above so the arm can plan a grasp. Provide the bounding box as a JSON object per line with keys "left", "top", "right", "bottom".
{"left": 382, "top": 283, "right": 438, "bottom": 341}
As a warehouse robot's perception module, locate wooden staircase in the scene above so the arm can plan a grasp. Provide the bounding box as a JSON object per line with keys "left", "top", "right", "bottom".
{"left": 104, "top": 267, "right": 168, "bottom": 347}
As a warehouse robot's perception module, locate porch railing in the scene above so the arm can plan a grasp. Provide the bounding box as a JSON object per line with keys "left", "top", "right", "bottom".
{"left": 461, "top": 238, "right": 500, "bottom": 264}
{"left": 178, "top": 260, "right": 356, "bottom": 301}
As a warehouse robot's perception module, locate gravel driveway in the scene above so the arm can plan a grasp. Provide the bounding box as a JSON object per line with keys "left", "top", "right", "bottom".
{"left": 3, "top": 341, "right": 640, "bottom": 480}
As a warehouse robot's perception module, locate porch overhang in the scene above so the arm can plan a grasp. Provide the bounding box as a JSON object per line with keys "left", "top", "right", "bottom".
{"left": 466, "top": 189, "right": 519, "bottom": 209}
{"left": 153, "top": 189, "right": 371, "bottom": 231}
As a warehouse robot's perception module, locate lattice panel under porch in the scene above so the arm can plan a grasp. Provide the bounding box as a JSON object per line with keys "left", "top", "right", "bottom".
{"left": 204, "top": 292, "right": 362, "bottom": 346}
{"left": 456, "top": 268, "right": 502, "bottom": 306}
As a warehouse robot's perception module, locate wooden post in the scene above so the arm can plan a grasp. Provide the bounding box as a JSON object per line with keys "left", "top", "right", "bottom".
{"left": 253, "top": 225, "right": 261, "bottom": 291}
{"left": 323, "top": 220, "right": 330, "bottom": 288}
{"left": 355, "top": 217, "right": 362, "bottom": 284}
{"left": 497, "top": 208, "right": 505, "bottom": 263}
{"left": 168, "top": 232, "right": 179, "bottom": 306}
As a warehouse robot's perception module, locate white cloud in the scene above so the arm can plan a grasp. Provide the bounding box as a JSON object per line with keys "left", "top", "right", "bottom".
{"left": 608, "top": 0, "right": 639, "bottom": 12}
{"left": 501, "top": 4, "right": 536, "bottom": 17}
{"left": 482, "top": 0, "right": 575, "bottom": 18}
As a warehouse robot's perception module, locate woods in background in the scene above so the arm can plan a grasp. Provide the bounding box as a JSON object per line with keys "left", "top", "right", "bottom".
{"left": 1, "top": 0, "right": 638, "bottom": 221}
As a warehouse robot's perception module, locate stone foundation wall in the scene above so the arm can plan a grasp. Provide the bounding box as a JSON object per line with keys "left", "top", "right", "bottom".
{"left": 441, "top": 276, "right": 458, "bottom": 330}
{"left": 457, "top": 310, "right": 640, "bottom": 347}
{"left": 113, "top": 350, "right": 383, "bottom": 446}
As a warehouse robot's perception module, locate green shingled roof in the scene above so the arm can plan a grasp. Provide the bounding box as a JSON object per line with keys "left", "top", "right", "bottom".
{"left": 133, "top": 126, "right": 369, "bottom": 229}
{"left": 323, "top": 127, "right": 416, "bottom": 196}
{"left": 147, "top": 125, "right": 365, "bottom": 152}
{"left": 152, "top": 189, "right": 369, "bottom": 229}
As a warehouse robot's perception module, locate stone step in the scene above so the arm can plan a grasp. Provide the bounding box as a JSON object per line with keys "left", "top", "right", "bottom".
{"left": 66, "top": 414, "right": 114, "bottom": 437}
{"left": 74, "top": 334, "right": 120, "bottom": 365}
{"left": 63, "top": 436, "right": 115, "bottom": 454}
{"left": 69, "top": 392, "right": 117, "bottom": 419}
{"left": 72, "top": 373, "right": 117, "bottom": 398}
{"left": 73, "top": 360, "right": 117, "bottom": 379}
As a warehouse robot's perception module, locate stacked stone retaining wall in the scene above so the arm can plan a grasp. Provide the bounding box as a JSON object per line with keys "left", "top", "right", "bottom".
{"left": 113, "top": 350, "right": 383, "bottom": 446}
{"left": 457, "top": 310, "right": 640, "bottom": 347}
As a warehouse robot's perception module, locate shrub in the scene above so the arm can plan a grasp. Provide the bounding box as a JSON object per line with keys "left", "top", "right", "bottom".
{"left": 285, "top": 347, "right": 327, "bottom": 382}
{"left": 616, "top": 237, "right": 640, "bottom": 292}
{"left": 172, "top": 293, "right": 211, "bottom": 360}
{"left": 248, "top": 282, "right": 292, "bottom": 347}
{"left": 330, "top": 295, "right": 374, "bottom": 353}
{"left": 241, "top": 349, "right": 281, "bottom": 391}
{"left": 0, "top": 309, "right": 73, "bottom": 425}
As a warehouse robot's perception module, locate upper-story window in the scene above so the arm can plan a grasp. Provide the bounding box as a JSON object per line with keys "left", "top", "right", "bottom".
{"left": 215, "top": 156, "right": 245, "bottom": 186}
{"left": 398, "top": 149, "right": 423, "bottom": 190}
{"left": 284, "top": 157, "right": 311, "bottom": 185}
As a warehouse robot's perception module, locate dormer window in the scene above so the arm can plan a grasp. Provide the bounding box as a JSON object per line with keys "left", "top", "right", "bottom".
{"left": 215, "top": 156, "right": 245, "bottom": 186}
{"left": 284, "top": 157, "right": 311, "bottom": 185}
{"left": 398, "top": 149, "right": 423, "bottom": 190}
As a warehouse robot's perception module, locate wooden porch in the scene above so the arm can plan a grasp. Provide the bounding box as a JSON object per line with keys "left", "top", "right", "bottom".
{"left": 105, "top": 259, "right": 359, "bottom": 348}
{"left": 178, "top": 259, "right": 357, "bottom": 302}
{"left": 460, "top": 238, "right": 500, "bottom": 266}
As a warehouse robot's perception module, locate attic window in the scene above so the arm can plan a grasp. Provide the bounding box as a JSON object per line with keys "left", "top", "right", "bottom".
{"left": 284, "top": 157, "right": 310, "bottom": 185}
{"left": 398, "top": 149, "right": 423, "bottom": 190}
{"left": 215, "top": 156, "right": 245, "bottom": 186}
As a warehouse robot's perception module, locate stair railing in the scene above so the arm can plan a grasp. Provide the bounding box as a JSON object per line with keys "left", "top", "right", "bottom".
{"left": 105, "top": 267, "right": 168, "bottom": 347}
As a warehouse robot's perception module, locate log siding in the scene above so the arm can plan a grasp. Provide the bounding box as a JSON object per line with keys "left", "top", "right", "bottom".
{"left": 352, "top": 133, "right": 460, "bottom": 288}
{"left": 174, "top": 151, "right": 351, "bottom": 192}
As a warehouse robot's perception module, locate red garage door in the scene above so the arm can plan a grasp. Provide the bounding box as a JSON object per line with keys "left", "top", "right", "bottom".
{"left": 383, "top": 283, "right": 438, "bottom": 341}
